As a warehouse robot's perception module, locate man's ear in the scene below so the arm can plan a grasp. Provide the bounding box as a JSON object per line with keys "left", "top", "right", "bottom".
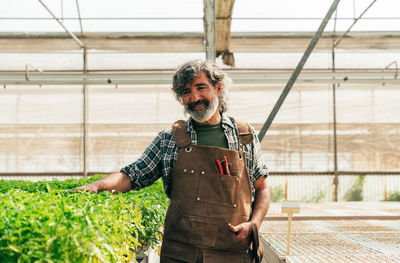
{"left": 216, "top": 82, "right": 222, "bottom": 96}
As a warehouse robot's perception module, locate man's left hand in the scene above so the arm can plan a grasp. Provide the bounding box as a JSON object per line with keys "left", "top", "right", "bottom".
{"left": 228, "top": 221, "right": 253, "bottom": 247}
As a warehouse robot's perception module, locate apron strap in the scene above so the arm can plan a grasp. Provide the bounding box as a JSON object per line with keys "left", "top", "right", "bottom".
{"left": 172, "top": 120, "right": 192, "bottom": 148}
{"left": 172, "top": 118, "right": 254, "bottom": 148}
{"left": 234, "top": 119, "right": 254, "bottom": 146}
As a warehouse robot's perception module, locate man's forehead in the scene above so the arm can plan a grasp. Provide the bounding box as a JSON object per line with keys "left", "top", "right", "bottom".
{"left": 186, "top": 72, "right": 212, "bottom": 86}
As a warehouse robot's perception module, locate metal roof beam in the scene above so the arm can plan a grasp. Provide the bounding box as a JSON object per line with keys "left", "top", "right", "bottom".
{"left": 2, "top": 31, "right": 400, "bottom": 52}
{"left": 258, "top": 0, "right": 341, "bottom": 142}
{"left": 1, "top": 69, "right": 398, "bottom": 85}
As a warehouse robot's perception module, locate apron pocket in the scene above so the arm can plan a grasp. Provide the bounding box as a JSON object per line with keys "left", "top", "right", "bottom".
{"left": 164, "top": 213, "right": 191, "bottom": 243}
{"left": 197, "top": 173, "right": 238, "bottom": 208}
{"left": 165, "top": 214, "right": 219, "bottom": 248}
{"left": 189, "top": 217, "right": 219, "bottom": 247}
{"left": 215, "top": 222, "right": 250, "bottom": 251}
{"left": 161, "top": 239, "right": 198, "bottom": 263}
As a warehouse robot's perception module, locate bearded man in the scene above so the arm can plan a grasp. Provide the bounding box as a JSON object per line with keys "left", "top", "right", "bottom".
{"left": 77, "top": 60, "right": 270, "bottom": 263}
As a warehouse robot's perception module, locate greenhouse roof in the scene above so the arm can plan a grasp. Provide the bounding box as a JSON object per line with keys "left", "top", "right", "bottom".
{"left": 1, "top": 0, "right": 400, "bottom": 32}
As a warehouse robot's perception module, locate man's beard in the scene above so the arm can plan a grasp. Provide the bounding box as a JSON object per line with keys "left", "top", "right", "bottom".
{"left": 184, "top": 95, "right": 219, "bottom": 123}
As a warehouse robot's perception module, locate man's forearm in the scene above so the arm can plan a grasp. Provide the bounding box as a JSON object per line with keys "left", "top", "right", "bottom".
{"left": 228, "top": 176, "right": 270, "bottom": 246}
{"left": 250, "top": 177, "right": 271, "bottom": 229}
{"left": 77, "top": 172, "right": 132, "bottom": 193}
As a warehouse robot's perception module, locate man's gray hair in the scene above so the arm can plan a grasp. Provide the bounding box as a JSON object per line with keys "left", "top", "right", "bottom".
{"left": 172, "top": 59, "right": 231, "bottom": 113}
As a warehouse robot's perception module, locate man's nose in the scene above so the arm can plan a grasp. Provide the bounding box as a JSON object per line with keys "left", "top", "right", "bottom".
{"left": 190, "top": 90, "right": 202, "bottom": 102}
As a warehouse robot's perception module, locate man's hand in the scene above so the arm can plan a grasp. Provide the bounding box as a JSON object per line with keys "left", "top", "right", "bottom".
{"left": 74, "top": 182, "right": 100, "bottom": 193}
{"left": 228, "top": 221, "right": 252, "bottom": 247}
{"left": 228, "top": 177, "right": 270, "bottom": 249}
{"left": 73, "top": 172, "right": 132, "bottom": 194}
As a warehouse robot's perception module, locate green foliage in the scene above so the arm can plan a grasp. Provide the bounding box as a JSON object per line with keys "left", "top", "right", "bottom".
{"left": 0, "top": 175, "right": 168, "bottom": 263}
{"left": 343, "top": 175, "right": 365, "bottom": 201}
{"left": 387, "top": 191, "right": 400, "bottom": 201}
{"left": 0, "top": 174, "right": 105, "bottom": 194}
{"left": 270, "top": 185, "right": 284, "bottom": 202}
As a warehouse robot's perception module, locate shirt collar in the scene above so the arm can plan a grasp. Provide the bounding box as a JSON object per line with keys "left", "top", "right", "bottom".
{"left": 185, "top": 112, "right": 235, "bottom": 133}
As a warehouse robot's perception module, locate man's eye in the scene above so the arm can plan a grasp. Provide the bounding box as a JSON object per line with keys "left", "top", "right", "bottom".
{"left": 182, "top": 90, "right": 190, "bottom": 95}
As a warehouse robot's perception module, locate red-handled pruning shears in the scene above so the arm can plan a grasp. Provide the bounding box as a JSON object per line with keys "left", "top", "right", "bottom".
{"left": 216, "top": 159, "right": 224, "bottom": 175}
{"left": 216, "top": 156, "right": 230, "bottom": 176}
{"left": 223, "top": 156, "right": 230, "bottom": 176}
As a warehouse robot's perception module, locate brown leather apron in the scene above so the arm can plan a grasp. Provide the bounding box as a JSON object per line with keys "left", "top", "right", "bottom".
{"left": 160, "top": 119, "right": 254, "bottom": 263}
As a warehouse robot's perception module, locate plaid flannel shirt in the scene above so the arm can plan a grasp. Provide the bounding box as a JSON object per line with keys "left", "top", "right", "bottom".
{"left": 121, "top": 114, "right": 269, "bottom": 198}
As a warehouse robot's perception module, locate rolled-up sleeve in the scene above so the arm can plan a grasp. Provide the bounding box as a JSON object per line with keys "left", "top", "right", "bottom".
{"left": 250, "top": 126, "right": 269, "bottom": 182}
{"left": 120, "top": 131, "right": 164, "bottom": 191}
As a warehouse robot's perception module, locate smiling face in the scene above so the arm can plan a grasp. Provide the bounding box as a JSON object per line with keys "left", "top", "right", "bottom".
{"left": 181, "top": 72, "right": 222, "bottom": 124}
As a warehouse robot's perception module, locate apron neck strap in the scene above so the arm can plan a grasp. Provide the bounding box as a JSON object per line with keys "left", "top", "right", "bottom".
{"left": 172, "top": 118, "right": 254, "bottom": 149}
{"left": 172, "top": 120, "right": 192, "bottom": 148}
{"left": 232, "top": 118, "right": 254, "bottom": 148}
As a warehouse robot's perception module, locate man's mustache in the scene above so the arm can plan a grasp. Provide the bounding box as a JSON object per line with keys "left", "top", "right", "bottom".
{"left": 188, "top": 99, "right": 210, "bottom": 111}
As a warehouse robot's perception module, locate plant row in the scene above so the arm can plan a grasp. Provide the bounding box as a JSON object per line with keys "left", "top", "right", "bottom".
{"left": 0, "top": 175, "right": 168, "bottom": 263}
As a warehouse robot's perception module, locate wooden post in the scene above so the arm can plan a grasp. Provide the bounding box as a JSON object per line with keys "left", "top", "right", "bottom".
{"left": 284, "top": 178, "right": 288, "bottom": 200}
{"left": 383, "top": 176, "right": 387, "bottom": 201}
{"left": 282, "top": 201, "right": 300, "bottom": 255}
{"left": 204, "top": 0, "right": 216, "bottom": 61}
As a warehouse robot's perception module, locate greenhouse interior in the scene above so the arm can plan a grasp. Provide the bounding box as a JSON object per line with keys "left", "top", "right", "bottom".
{"left": 1, "top": 0, "right": 399, "bottom": 262}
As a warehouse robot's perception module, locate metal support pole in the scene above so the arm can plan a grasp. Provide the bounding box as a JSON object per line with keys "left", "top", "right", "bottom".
{"left": 38, "top": 0, "right": 87, "bottom": 176}
{"left": 330, "top": 0, "right": 376, "bottom": 200}
{"left": 332, "top": 9, "right": 339, "bottom": 202}
{"left": 332, "top": 48, "right": 339, "bottom": 202}
{"left": 258, "top": 0, "right": 341, "bottom": 142}
{"left": 83, "top": 48, "right": 88, "bottom": 177}
{"left": 204, "top": 0, "right": 216, "bottom": 61}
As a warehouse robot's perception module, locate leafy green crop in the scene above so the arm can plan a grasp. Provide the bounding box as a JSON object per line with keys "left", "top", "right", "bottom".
{"left": 0, "top": 175, "right": 168, "bottom": 263}
{"left": 269, "top": 185, "right": 284, "bottom": 202}
{"left": 0, "top": 174, "right": 105, "bottom": 194}
{"left": 387, "top": 191, "right": 400, "bottom": 201}
{"left": 343, "top": 175, "right": 365, "bottom": 201}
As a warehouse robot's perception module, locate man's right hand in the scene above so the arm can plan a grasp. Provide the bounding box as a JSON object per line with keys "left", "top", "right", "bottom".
{"left": 74, "top": 182, "right": 100, "bottom": 193}
{"left": 73, "top": 172, "right": 132, "bottom": 194}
